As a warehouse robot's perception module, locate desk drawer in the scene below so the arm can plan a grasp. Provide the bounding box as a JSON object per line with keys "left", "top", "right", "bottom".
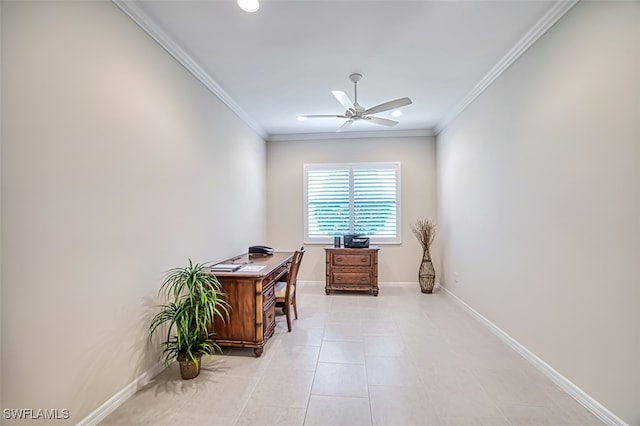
{"left": 263, "top": 284, "right": 275, "bottom": 306}
{"left": 332, "top": 254, "right": 372, "bottom": 267}
{"left": 265, "top": 265, "right": 287, "bottom": 287}
{"left": 263, "top": 297, "right": 276, "bottom": 338}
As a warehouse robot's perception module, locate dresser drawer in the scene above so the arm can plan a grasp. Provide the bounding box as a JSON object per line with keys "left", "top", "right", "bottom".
{"left": 332, "top": 253, "right": 372, "bottom": 267}
{"left": 332, "top": 271, "right": 372, "bottom": 285}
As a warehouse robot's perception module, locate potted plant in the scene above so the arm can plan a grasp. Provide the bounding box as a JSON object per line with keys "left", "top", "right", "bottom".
{"left": 411, "top": 218, "right": 436, "bottom": 293}
{"left": 149, "top": 259, "right": 230, "bottom": 379}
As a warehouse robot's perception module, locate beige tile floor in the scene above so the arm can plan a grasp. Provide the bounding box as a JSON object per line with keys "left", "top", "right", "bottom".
{"left": 100, "top": 283, "right": 604, "bottom": 425}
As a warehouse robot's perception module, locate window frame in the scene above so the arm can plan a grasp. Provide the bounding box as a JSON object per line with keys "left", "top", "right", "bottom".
{"left": 303, "top": 161, "right": 401, "bottom": 245}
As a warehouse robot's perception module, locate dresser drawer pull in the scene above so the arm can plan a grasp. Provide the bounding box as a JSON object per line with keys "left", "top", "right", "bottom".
{"left": 360, "top": 257, "right": 368, "bottom": 263}
{"left": 360, "top": 277, "right": 367, "bottom": 282}
{"left": 335, "top": 257, "right": 343, "bottom": 263}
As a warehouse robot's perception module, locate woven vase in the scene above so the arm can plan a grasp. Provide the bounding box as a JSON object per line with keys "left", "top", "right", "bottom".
{"left": 418, "top": 253, "right": 436, "bottom": 294}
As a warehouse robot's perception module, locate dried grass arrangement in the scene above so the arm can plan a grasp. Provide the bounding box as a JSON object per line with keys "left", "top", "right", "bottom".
{"left": 411, "top": 218, "right": 436, "bottom": 293}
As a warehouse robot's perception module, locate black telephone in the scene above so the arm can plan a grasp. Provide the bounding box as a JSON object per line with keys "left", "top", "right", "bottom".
{"left": 249, "top": 245, "right": 274, "bottom": 255}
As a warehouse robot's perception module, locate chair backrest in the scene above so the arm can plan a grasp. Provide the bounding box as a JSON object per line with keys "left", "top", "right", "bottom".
{"left": 284, "top": 247, "right": 305, "bottom": 300}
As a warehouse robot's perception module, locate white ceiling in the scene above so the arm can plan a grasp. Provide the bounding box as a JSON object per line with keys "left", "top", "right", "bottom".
{"left": 115, "top": 0, "right": 576, "bottom": 140}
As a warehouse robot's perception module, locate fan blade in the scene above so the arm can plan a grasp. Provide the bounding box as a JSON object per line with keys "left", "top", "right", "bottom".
{"left": 298, "top": 114, "right": 346, "bottom": 119}
{"left": 336, "top": 120, "right": 354, "bottom": 132}
{"left": 366, "top": 116, "right": 398, "bottom": 127}
{"left": 364, "top": 97, "right": 412, "bottom": 115}
{"left": 332, "top": 90, "right": 355, "bottom": 112}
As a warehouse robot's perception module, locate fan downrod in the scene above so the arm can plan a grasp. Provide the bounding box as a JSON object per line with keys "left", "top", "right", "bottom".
{"left": 348, "top": 73, "right": 363, "bottom": 110}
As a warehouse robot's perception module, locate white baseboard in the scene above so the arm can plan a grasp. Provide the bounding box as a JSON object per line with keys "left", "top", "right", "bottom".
{"left": 77, "top": 362, "right": 165, "bottom": 426}
{"left": 441, "top": 287, "right": 627, "bottom": 426}
{"left": 299, "top": 280, "right": 425, "bottom": 287}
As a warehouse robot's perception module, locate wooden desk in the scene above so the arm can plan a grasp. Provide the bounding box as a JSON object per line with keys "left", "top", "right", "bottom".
{"left": 324, "top": 246, "right": 379, "bottom": 296}
{"left": 210, "top": 251, "right": 293, "bottom": 357}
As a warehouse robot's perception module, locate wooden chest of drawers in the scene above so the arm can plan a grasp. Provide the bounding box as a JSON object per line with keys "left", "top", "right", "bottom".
{"left": 324, "top": 246, "right": 379, "bottom": 296}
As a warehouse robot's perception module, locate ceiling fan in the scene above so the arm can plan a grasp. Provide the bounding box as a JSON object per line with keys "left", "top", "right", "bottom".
{"left": 298, "top": 73, "right": 412, "bottom": 132}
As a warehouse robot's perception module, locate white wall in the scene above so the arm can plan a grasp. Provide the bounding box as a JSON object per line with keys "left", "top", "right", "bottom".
{"left": 266, "top": 136, "right": 437, "bottom": 284}
{"left": 437, "top": 1, "right": 639, "bottom": 424}
{"left": 1, "top": 1, "right": 266, "bottom": 424}
{"left": 0, "top": 1, "right": 3, "bottom": 415}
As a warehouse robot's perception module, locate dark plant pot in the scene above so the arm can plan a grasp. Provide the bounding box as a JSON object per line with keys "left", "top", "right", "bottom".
{"left": 419, "top": 256, "right": 436, "bottom": 294}
{"left": 178, "top": 354, "right": 202, "bottom": 380}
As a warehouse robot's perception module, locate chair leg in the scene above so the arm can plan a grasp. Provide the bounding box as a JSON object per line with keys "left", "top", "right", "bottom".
{"left": 292, "top": 295, "right": 298, "bottom": 320}
{"left": 284, "top": 302, "right": 292, "bottom": 332}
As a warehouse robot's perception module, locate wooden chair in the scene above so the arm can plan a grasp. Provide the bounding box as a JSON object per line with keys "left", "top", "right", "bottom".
{"left": 275, "top": 247, "right": 305, "bottom": 332}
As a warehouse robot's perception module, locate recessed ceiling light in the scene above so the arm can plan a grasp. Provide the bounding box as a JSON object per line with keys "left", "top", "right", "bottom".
{"left": 237, "top": 0, "right": 259, "bottom": 13}
{"left": 391, "top": 110, "right": 403, "bottom": 117}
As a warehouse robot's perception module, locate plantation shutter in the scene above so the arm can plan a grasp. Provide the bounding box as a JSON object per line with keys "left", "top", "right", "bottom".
{"left": 306, "top": 168, "right": 350, "bottom": 239}
{"left": 304, "top": 162, "right": 401, "bottom": 244}
{"left": 353, "top": 167, "right": 398, "bottom": 237}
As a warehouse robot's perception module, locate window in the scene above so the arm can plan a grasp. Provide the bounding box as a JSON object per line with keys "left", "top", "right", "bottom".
{"left": 304, "top": 162, "right": 401, "bottom": 244}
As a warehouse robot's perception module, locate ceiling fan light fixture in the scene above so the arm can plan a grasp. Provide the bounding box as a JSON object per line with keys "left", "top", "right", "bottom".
{"left": 298, "top": 73, "right": 412, "bottom": 132}
{"left": 237, "top": 0, "right": 259, "bottom": 13}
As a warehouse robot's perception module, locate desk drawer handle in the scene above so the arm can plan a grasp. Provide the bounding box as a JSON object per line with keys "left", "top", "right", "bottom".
{"left": 360, "top": 257, "right": 368, "bottom": 263}
{"left": 360, "top": 277, "right": 367, "bottom": 282}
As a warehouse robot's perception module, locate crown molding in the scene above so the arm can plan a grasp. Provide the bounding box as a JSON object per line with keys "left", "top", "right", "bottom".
{"left": 434, "top": 0, "right": 579, "bottom": 134}
{"left": 267, "top": 129, "right": 435, "bottom": 142}
{"left": 112, "top": 0, "right": 268, "bottom": 140}
{"left": 113, "top": 0, "right": 578, "bottom": 142}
